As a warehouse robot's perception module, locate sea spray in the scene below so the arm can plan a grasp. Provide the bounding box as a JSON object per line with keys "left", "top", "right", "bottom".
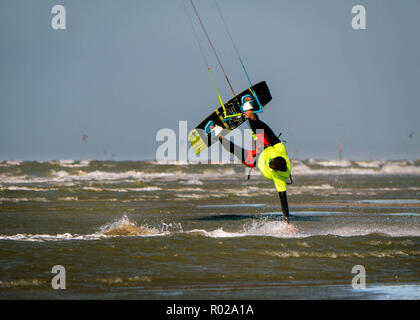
{"left": 98, "top": 214, "right": 165, "bottom": 236}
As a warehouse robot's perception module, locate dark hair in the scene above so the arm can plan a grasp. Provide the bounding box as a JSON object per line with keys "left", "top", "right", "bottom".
{"left": 269, "top": 156, "right": 287, "bottom": 172}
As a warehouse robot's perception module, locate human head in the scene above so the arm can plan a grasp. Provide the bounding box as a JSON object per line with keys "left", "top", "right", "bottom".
{"left": 269, "top": 156, "right": 287, "bottom": 172}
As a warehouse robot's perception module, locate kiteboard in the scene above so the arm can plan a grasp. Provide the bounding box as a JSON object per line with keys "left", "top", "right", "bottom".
{"left": 188, "top": 81, "right": 272, "bottom": 155}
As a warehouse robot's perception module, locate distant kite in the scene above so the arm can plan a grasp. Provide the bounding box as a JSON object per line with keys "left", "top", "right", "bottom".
{"left": 82, "top": 135, "right": 88, "bottom": 142}
{"left": 409, "top": 131, "right": 414, "bottom": 139}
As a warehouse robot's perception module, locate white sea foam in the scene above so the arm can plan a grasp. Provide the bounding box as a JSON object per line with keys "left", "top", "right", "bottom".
{"left": 187, "top": 228, "right": 243, "bottom": 238}
{"left": 6, "top": 160, "right": 22, "bottom": 166}
{"left": 185, "top": 209, "right": 420, "bottom": 239}
{"left": 128, "top": 187, "right": 162, "bottom": 191}
{"left": 293, "top": 166, "right": 378, "bottom": 175}
{"left": 0, "top": 186, "right": 57, "bottom": 192}
{"left": 312, "top": 226, "right": 420, "bottom": 238}
{"left": 187, "top": 220, "right": 296, "bottom": 239}
{"left": 357, "top": 199, "right": 420, "bottom": 204}
{"left": 356, "top": 160, "right": 384, "bottom": 168}
{"left": 310, "top": 159, "right": 352, "bottom": 167}
{"left": 223, "top": 186, "right": 274, "bottom": 198}
{"left": 55, "top": 160, "right": 91, "bottom": 168}
{"left": 364, "top": 187, "right": 401, "bottom": 192}
{"left": 261, "top": 249, "right": 416, "bottom": 259}
{"left": 97, "top": 215, "right": 168, "bottom": 236}
{"left": 0, "top": 168, "right": 240, "bottom": 184}
{"left": 149, "top": 160, "right": 236, "bottom": 165}
{"left": 291, "top": 165, "right": 420, "bottom": 176}
{"left": 197, "top": 203, "right": 266, "bottom": 208}
{"left": 58, "top": 196, "right": 78, "bottom": 201}
{"left": 183, "top": 179, "right": 204, "bottom": 185}
{"left": 1, "top": 160, "right": 419, "bottom": 186}
{"left": 0, "top": 197, "right": 49, "bottom": 203}
{"left": 1, "top": 217, "right": 419, "bottom": 242}
{"left": 148, "top": 160, "right": 191, "bottom": 165}
{"left": 170, "top": 187, "right": 205, "bottom": 192}
{"left": 82, "top": 186, "right": 106, "bottom": 192}
{"left": 0, "top": 279, "right": 46, "bottom": 288}
{"left": 291, "top": 159, "right": 420, "bottom": 175}
{"left": 290, "top": 162, "right": 312, "bottom": 174}
{"left": 0, "top": 215, "right": 172, "bottom": 242}
{"left": 0, "top": 161, "right": 22, "bottom": 167}
{"left": 0, "top": 174, "right": 31, "bottom": 184}
{"left": 82, "top": 186, "right": 162, "bottom": 192}
{"left": 95, "top": 276, "right": 152, "bottom": 285}
{"left": 0, "top": 233, "right": 106, "bottom": 242}
{"left": 301, "top": 184, "right": 335, "bottom": 190}
{"left": 175, "top": 194, "right": 205, "bottom": 199}
{"left": 381, "top": 164, "right": 420, "bottom": 174}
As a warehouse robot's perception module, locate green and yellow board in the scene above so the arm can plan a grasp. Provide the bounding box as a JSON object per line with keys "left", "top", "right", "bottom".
{"left": 189, "top": 81, "right": 272, "bottom": 154}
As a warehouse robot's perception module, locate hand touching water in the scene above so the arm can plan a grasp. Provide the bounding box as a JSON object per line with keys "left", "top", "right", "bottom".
{"left": 287, "top": 223, "right": 298, "bottom": 234}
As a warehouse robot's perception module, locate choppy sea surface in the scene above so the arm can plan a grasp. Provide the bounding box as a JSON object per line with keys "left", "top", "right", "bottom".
{"left": 0, "top": 159, "right": 419, "bottom": 299}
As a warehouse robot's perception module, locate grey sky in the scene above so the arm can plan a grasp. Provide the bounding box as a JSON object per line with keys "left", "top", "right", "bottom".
{"left": 0, "top": 0, "right": 419, "bottom": 161}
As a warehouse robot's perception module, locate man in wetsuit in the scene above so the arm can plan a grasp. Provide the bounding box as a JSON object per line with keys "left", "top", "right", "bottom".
{"left": 215, "top": 95, "right": 295, "bottom": 229}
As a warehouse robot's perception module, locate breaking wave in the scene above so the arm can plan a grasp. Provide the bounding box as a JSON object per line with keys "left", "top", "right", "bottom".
{"left": 1, "top": 160, "right": 420, "bottom": 187}
{"left": 0, "top": 215, "right": 173, "bottom": 242}
{"left": 0, "top": 212, "right": 419, "bottom": 242}
{"left": 186, "top": 217, "right": 420, "bottom": 239}
{"left": 98, "top": 215, "right": 165, "bottom": 236}
{"left": 187, "top": 220, "right": 296, "bottom": 238}
{"left": 292, "top": 159, "right": 420, "bottom": 175}
{"left": 47, "top": 160, "right": 91, "bottom": 168}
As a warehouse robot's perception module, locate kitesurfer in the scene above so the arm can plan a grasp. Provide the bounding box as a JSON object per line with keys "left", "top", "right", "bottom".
{"left": 214, "top": 95, "right": 295, "bottom": 229}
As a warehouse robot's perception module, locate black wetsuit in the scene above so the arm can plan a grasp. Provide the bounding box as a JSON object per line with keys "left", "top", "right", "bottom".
{"left": 219, "top": 115, "right": 291, "bottom": 222}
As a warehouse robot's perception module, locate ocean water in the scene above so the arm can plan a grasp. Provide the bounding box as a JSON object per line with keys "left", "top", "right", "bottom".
{"left": 0, "top": 159, "right": 419, "bottom": 299}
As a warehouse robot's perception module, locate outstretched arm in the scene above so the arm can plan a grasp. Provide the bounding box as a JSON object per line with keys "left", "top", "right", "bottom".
{"left": 278, "top": 191, "right": 290, "bottom": 223}
{"left": 278, "top": 191, "right": 297, "bottom": 232}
